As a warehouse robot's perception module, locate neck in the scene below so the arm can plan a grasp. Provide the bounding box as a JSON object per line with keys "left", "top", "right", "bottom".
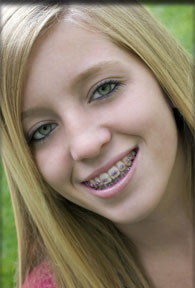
{"left": 116, "top": 190, "right": 193, "bottom": 288}
{"left": 117, "top": 203, "right": 193, "bottom": 254}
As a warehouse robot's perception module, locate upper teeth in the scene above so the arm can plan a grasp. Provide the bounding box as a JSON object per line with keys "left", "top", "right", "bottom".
{"left": 85, "top": 149, "right": 137, "bottom": 189}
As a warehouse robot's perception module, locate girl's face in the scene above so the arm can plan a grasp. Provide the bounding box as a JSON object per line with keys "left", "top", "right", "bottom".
{"left": 22, "top": 21, "right": 184, "bottom": 225}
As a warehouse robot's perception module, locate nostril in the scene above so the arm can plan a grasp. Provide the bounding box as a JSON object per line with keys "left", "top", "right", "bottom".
{"left": 100, "top": 127, "right": 112, "bottom": 146}
{"left": 71, "top": 140, "right": 104, "bottom": 161}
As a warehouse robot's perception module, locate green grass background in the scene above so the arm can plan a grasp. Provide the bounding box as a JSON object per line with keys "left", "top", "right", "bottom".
{"left": 1, "top": 4, "right": 193, "bottom": 288}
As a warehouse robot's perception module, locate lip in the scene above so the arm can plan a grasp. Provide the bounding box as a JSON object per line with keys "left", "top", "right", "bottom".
{"left": 82, "top": 146, "right": 137, "bottom": 182}
{"left": 81, "top": 147, "right": 139, "bottom": 199}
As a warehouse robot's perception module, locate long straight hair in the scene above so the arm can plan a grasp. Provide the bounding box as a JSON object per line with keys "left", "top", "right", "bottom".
{"left": 1, "top": 3, "right": 194, "bottom": 288}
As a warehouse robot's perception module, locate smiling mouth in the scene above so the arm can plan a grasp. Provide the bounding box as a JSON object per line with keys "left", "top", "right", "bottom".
{"left": 83, "top": 148, "right": 138, "bottom": 190}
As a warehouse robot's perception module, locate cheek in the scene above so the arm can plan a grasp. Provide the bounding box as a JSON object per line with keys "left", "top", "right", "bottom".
{"left": 33, "top": 143, "right": 71, "bottom": 190}
{"left": 108, "top": 87, "right": 177, "bottom": 144}
{"left": 105, "top": 92, "right": 159, "bottom": 136}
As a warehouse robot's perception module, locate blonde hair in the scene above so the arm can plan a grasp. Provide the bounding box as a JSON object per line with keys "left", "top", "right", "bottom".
{"left": 1, "top": 3, "right": 194, "bottom": 288}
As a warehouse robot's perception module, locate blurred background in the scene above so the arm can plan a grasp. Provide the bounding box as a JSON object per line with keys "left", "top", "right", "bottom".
{"left": 1, "top": 3, "right": 193, "bottom": 288}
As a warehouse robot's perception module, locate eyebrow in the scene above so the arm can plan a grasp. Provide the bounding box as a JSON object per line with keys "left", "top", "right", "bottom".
{"left": 70, "top": 60, "right": 123, "bottom": 88}
{"left": 22, "top": 107, "right": 53, "bottom": 121}
{"left": 22, "top": 60, "right": 124, "bottom": 120}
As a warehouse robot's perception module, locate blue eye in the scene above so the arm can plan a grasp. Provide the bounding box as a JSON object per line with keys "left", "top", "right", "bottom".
{"left": 89, "top": 80, "right": 121, "bottom": 102}
{"left": 28, "top": 123, "right": 57, "bottom": 144}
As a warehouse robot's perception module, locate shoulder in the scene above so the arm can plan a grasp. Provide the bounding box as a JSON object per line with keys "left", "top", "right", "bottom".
{"left": 22, "top": 260, "right": 57, "bottom": 288}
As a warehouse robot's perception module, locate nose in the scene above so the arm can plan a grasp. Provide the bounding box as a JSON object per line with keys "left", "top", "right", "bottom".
{"left": 66, "top": 110, "right": 111, "bottom": 161}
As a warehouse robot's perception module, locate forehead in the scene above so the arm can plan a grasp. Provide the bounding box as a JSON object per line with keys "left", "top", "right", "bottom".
{"left": 23, "top": 19, "right": 152, "bottom": 109}
{"left": 27, "top": 19, "right": 131, "bottom": 72}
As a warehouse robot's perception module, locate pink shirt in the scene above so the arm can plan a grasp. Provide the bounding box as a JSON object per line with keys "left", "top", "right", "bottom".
{"left": 22, "top": 260, "right": 56, "bottom": 288}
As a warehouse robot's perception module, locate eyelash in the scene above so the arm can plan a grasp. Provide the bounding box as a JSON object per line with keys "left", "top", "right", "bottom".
{"left": 27, "top": 123, "right": 57, "bottom": 145}
{"left": 27, "top": 80, "right": 124, "bottom": 144}
{"left": 89, "top": 79, "right": 123, "bottom": 103}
